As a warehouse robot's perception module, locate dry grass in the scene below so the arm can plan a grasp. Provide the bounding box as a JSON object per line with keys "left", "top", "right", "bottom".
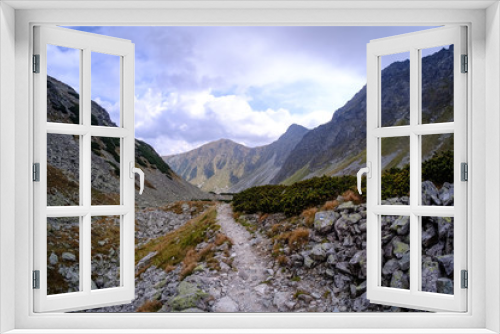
{"left": 136, "top": 206, "right": 232, "bottom": 280}
{"left": 342, "top": 189, "right": 363, "bottom": 204}
{"left": 301, "top": 207, "right": 318, "bottom": 227}
{"left": 159, "top": 200, "right": 215, "bottom": 216}
{"left": 321, "top": 200, "right": 339, "bottom": 211}
{"left": 277, "top": 255, "right": 288, "bottom": 265}
{"left": 137, "top": 300, "right": 163, "bottom": 312}
{"left": 135, "top": 207, "right": 218, "bottom": 272}
{"left": 288, "top": 228, "right": 310, "bottom": 250}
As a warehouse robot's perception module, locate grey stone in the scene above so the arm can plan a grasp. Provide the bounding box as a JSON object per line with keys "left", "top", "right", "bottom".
{"left": 382, "top": 259, "right": 400, "bottom": 275}
{"left": 273, "top": 291, "right": 289, "bottom": 311}
{"left": 49, "top": 252, "right": 58, "bottom": 265}
{"left": 304, "top": 255, "right": 316, "bottom": 269}
{"left": 213, "top": 296, "right": 239, "bottom": 312}
{"left": 310, "top": 244, "right": 326, "bottom": 261}
{"left": 422, "top": 261, "right": 439, "bottom": 293}
{"left": 437, "top": 254, "right": 454, "bottom": 276}
{"left": 390, "top": 270, "right": 409, "bottom": 290}
{"left": 62, "top": 252, "right": 76, "bottom": 262}
{"left": 392, "top": 240, "right": 410, "bottom": 259}
{"left": 437, "top": 278, "right": 454, "bottom": 295}
{"left": 314, "top": 211, "right": 340, "bottom": 234}
{"left": 390, "top": 216, "right": 410, "bottom": 235}
{"left": 398, "top": 252, "right": 411, "bottom": 271}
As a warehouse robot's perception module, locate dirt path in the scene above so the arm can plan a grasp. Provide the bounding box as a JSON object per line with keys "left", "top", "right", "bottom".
{"left": 215, "top": 203, "right": 278, "bottom": 312}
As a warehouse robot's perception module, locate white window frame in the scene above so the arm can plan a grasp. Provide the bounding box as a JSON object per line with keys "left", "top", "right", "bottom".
{"left": 366, "top": 26, "right": 467, "bottom": 312}
{"left": 33, "top": 26, "right": 136, "bottom": 312}
{"left": 1, "top": 2, "right": 499, "bottom": 333}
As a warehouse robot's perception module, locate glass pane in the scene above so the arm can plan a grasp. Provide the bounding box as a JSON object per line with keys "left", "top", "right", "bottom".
{"left": 381, "top": 136, "right": 410, "bottom": 204}
{"left": 91, "top": 136, "right": 121, "bottom": 205}
{"left": 421, "top": 45, "right": 454, "bottom": 124}
{"left": 91, "top": 52, "right": 121, "bottom": 127}
{"left": 91, "top": 216, "right": 121, "bottom": 290}
{"left": 421, "top": 134, "right": 454, "bottom": 206}
{"left": 47, "top": 217, "right": 80, "bottom": 295}
{"left": 47, "top": 45, "right": 81, "bottom": 124}
{"left": 381, "top": 52, "right": 410, "bottom": 127}
{"left": 380, "top": 215, "right": 410, "bottom": 290}
{"left": 421, "top": 216, "right": 454, "bottom": 295}
{"left": 47, "top": 134, "right": 80, "bottom": 206}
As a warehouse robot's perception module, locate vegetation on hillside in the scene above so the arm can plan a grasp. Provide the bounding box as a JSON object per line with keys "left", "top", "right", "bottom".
{"left": 233, "top": 150, "right": 454, "bottom": 215}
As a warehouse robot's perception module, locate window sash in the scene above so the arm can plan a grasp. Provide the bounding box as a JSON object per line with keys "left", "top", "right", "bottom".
{"left": 366, "top": 26, "right": 468, "bottom": 312}
{"left": 32, "top": 25, "right": 136, "bottom": 313}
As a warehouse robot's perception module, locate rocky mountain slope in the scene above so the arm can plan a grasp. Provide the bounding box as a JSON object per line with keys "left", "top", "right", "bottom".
{"left": 164, "top": 124, "right": 308, "bottom": 193}
{"left": 46, "top": 75, "right": 206, "bottom": 209}
{"left": 272, "top": 46, "right": 454, "bottom": 184}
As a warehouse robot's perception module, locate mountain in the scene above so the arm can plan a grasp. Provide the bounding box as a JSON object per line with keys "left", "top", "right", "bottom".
{"left": 46, "top": 76, "right": 206, "bottom": 208}
{"left": 271, "top": 45, "right": 454, "bottom": 184}
{"left": 164, "top": 124, "right": 308, "bottom": 193}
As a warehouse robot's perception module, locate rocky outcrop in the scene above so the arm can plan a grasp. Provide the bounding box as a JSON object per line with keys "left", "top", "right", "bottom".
{"left": 164, "top": 124, "right": 308, "bottom": 193}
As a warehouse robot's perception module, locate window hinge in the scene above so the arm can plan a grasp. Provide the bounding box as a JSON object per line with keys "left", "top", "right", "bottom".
{"left": 461, "top": 270, "right": 468, "bottom": 289}
{"left": 33, "top": 163, "right": 40, "bottom": 182}
{"left": 461, "top": 54, "right": 468, "bottom": 73}
{"left": 33, "top": 54, "right": 40, "bottom": 73}
{"left": 461, "top": 162, "right": 468, "bottom": 181}
{"left": 33, "top": 270, "right": 40, "bottom": 289}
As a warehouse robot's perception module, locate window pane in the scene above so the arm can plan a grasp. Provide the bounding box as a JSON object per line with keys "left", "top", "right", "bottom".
{"left": 91, "top": 136, "right": 121, "bottom": 205}
{"left": 47, "top": 134, "right": 80, "bottom": 206}
{"left": 381, "top": 136, "right": 410, "bottom": 204}
{"left": 421, "top": 134, "right": 454, "bottom": 206}
{"left": 421, "top": 45, "right": 454, "bottom": 124}
{"left": 91, "top": 216, "right": 121, "bottom": 290}
{"left": 47, "top": 217, "right": 80, "bottom": 295}
{"left": 381, "top": 52, "right": 410, "bottom": 127}
{"left": 380, "top": 215, "right": 410, "bottom": 290}
{"left": 47, "top": 45, "right": 81, "bottom": 124}
{"left": 91, "top": 52, "right": 121, "bottom": 127}
{"left": 421, "top": 216, "right": 454, "bottom": 295}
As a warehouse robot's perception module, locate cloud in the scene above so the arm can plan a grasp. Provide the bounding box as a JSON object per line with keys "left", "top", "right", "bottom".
{"left": 134, "top": 89, "right": 332, "bottom": 155}
{"left": 61, "top": 26, "right": 436, "bottom": 155}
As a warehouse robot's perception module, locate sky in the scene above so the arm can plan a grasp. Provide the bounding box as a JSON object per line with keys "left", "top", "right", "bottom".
{"left": 47, "top": 26, "right": 436, "bottom": 155}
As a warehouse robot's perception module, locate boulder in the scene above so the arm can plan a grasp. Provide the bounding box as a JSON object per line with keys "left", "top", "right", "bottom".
{"left": 382, "top": 259, "right": 400, "bottom": 275}
{"left": 310, "top": 244, "right": 327, "bottom": 261}
{"left": 213, "top": 296, "right": 239, "bottom": 312}
{"left": 422, "top": 261, "right": 439, "bottom": 293}
{"left": 422, "top": 181, "right": 441, "bottom": 206}
{"left": 62, "top": 252, "right": 76, "bottom": 262}
{"left": 168, "top": 281, "right": 208, "bottom": 311}
{"left": 437, "top": 254, "right": 454, "bottom": 276}
{"left": 314, "top": 211, "right": 340, "bottom": 234}
{"left": 390, "top": 216, "right": 410, "bottom": 235}
{"left": 390, "top": 270, "right": 409, "bottom": 290}
{"left": 437, "top": 278, "right": 454, "bottom": 295}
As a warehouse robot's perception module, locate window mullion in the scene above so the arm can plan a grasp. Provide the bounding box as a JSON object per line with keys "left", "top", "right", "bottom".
{"left": 81, "top": 48, "right": 92, "bottom": 294}
{"left": 409, "top": 47, "right": 420, "bottom": 295}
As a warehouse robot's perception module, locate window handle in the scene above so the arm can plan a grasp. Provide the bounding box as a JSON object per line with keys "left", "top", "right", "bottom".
{"left": 129, "top": 162, "right": 145, "bottom": 195}
{"left": 357, "top": 162, "right": 371, "bottom": 195}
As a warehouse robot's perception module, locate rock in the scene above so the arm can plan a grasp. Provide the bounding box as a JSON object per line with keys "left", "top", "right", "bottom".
{"left": 62, "top": 252, "right": 76, "bottom": 262}
{"left": 238, "top": 270, "right": 249, "bottom": 280}
{"left": 346, "top": 213, "right": 362, "bottom": 225}
{"left": 422, "top": 181, "right": 441, "bottom": 206}
{"left": 273, "top": 291, "right": 289, "bottom": 311}
{"left": 285, "top": 300, "right": 297, "bottom": 310}
{"left": 422, "top": 261, "right": 439, "bottom": 293}
{"left": 311, "top": 292, "right": 322, "bottom": 299}
{"left": 254, "top": 284, "right": 268, "bottom": 296}
{"left": 49, "top": 253, "right": 58, "bottom": 265}
{"left": 314, "top": 211, "right": 340, "bottom": 234}
{"left": 219, "top": 262, "right": 231, "bottom": 273}
{"left": 439, "top": 183, "right": 454, "bottom": 206}
{"left": 352, "top": 292, "right": 370, "bottom": 312}
{"left": 266, "top": 269, "right": 274, "bottom": 276}
{"left": 390, "top": 216, "right": 410, "bottom": 235}
{"left": 390, "top": 270, "right": 409, "bottom": 290}
{"left": 310, "top": 244, "right": 326, "bottom": 261}
{"left": 168, "top": 281, "right": 208, "bottom": 311}
{"left": 213, "top": 296, "right": 239, "bottom": 312}
{"left": 398, "top": 252, "right": 410, "bottom": 271}
{"left": 180, "top": 308, "right": 205, "bottom": 312}
{"left": 335, "top": 262, "right": 351, "bottom": 275}
{"left": 298, "top": 293, "right": 313, "bottom": 303}
{"left": 422, "top": 226, "right": 438, "bottom": 248}
{"left": 337, "top": 201, "right": 356, "bottom": 211}
{"left": 392, "top": 240, "right": 410, "bottom": 259}
{"left": 437, "top": 217, "right": 453, "bottom": 239}
{"left": 437, "top": 278, "right": 454, "bottom": 295}
{"left": 304, "top": 255, "right": 316, "bottom": 269}
{"left": 382, "top": 259, "right": 400, "bottom": 275}
{"left": 326, "top": 253, "right": 338, "bottom": 266}
{"left": 437, "top": 254, "right": 454, "bottom": 276}
{"left": 356, "top": 281, "right": 367, "bottom": 296}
